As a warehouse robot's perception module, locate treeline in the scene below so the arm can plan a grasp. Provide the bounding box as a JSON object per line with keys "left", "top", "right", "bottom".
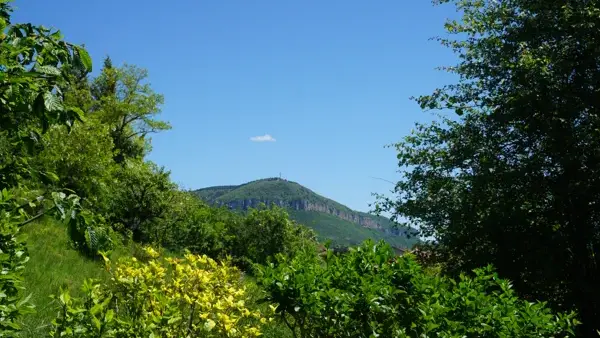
{"left": 0, "top": 0, "right": 596, "bottom": 336}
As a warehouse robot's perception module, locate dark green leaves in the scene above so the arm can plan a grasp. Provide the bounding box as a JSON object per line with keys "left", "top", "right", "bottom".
{"left": 380, "top": 0, "right": 600, "bottom": 335}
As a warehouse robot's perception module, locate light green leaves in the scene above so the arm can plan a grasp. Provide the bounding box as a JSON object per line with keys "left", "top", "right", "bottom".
{"left": 43, "top": 91, "right": 63, "bottom": 111}
{"left": 35, "top": 65, "right": 61, "bottom": 76}
{"left": 258, "top": 240, "right": 578, "bottom": 337}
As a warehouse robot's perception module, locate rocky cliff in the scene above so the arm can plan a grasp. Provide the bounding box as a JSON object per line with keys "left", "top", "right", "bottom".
{"left": 218, "top": 198, "right": 383, "bottom": 229}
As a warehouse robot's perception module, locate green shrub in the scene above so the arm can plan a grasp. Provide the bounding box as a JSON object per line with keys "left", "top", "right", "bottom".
{"left": 0, "top": 190, "right": 35, "bottom": 335}
{"left": 34, "top": 120, "right": 117, "bottom": 213}
{"left": 107, "top": 161, "right": 175, "bottom": 242}
{"left": 67, "top": 209, "right": 116, "bottom": 258}
{"left": 258, "top": 240, "right": 579, "bottom": 338}
{"left": 50, "top": 247, "right": 272, "bottom": 337}
{"left": 145, "top": 190, "right": 233, "bottom": 258}
{"left": 0, "top": 1, "right": 93, "bottom": 334}
{"left": 229, "top": 204, "right": 318, "bottom": 268}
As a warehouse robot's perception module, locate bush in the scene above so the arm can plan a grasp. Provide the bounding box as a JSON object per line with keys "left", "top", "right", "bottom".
{"left": 34, "top": 120, "right": 117, "bottom": 213}
{"left": 67, "top": 209, "right": 116, "bottom": 258}
{"left": 146, "top": 190, "right": 233, "bottom": 258}
{"left": 108, "top": 161, "right": 175, "bottom": 242}
{"left": 258, "top": 240, "right": 579, "bottom": 338}
{"left": 0, "top": 190, "right": 35, "bottom": 335}
{"left": 228, "top": 204, "right": 318, "bottom": 268}
{"left": 50, "top": 247, "right": 274, "bottom": 337}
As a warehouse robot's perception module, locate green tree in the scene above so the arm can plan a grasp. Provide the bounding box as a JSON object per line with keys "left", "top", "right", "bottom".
{"left": 34, "top": 119, "right": 117, "bottom": 212}
{"left": 91, "top": 62, "right": 170, "bottom": 163}
{"left": 376, "top": 0, "right": 600, "bottom": 335}
{"left": 0, "top": 1, "right": 92, "bottom": 333}
{"left": 108, "top": 160, "right": 175, "bottom": 241}
{"left": 0, "top": 1, "right": 90, "bottom": 189}
{"left": 229, "top": 204, "right": 317, "bottom": 267}
{"left": 151, "top": 190, "right": 235, "bottom": 258}
{"left": 90, "top": 56, "right": 117, "bottom": 101}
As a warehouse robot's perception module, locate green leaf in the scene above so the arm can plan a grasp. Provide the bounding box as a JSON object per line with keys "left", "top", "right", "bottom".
{"left": 66, "top": 106, "right": 85, "bottom": 122}
{"left": 74, "top": 45, "right": 92, "bottom": 72}
{"left": 35, "top": 65, "right": 61, "bottom": 76}
{"left": 91, "top": 315, "right": 101, "bottom": 331}
{"left": 43, "top": 91, "right": 63, "bottom": 112}
{"left": 105, "top": 309, "right": 114, "bottom": 323}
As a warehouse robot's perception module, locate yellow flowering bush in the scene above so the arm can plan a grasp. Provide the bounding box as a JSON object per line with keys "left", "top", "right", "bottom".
{"left": 51, "top": 247, "right": 272, "bottom": 337}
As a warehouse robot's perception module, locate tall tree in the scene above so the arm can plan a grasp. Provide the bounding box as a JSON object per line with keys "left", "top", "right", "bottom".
{"left": 92, "top": 62, "right": 170, "bottom": 163}
{"left": 378, "top": 0, "right": 600, "bottom": 335}
{"left": 90, "top": 56, "right": 117, "bottom": 100}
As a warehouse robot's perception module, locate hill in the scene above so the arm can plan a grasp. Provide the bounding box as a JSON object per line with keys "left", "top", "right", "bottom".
{"left": 193, "top": 178, "right": 418, "bottom": 249}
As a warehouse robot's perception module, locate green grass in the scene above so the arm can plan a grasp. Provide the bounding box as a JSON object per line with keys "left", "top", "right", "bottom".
{"left": 17, "top": 218, "right": 136, "bottom": 337}
{"left": 16, "top": 217, "right": 292, "bottom": 338}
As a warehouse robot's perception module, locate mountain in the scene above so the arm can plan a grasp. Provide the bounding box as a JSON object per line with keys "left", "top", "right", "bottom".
{"left": 193, "top": 178, "right": 419, "bottom": 250}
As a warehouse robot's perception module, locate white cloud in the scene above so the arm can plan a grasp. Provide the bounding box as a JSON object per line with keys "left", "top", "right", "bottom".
{"left": 250, "top": 134, "right": 276, "bottom": 142}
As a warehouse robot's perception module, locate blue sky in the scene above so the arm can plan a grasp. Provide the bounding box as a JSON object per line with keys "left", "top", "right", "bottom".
{"left": 14, "top": 1, "right": 458, "bottom": 213}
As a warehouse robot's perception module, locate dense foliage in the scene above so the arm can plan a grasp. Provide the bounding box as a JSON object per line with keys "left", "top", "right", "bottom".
{"left": 1, "top": 0, "right": 594, "bottom": 336}
{"left": 258, "top": 240, "right": 578, "bottom": 337}
{"left": 376, "top": 0, "right": 600, "bottom": 335}
{"left": 51, "top": 247, "right": 272, "bottom": 337}
{"left": 228, "top": 204, "right": 318, "bottom": 267}
{"left": 0, "top": 1, "right": 92, "bottom": 334}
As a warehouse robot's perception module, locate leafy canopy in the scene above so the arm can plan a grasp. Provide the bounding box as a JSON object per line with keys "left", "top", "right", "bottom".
{"left": 376, "top": 0, "right": 600, "bottom": 335}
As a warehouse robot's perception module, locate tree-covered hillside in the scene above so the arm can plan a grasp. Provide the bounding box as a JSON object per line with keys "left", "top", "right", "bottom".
{"left": 194, "top": 178, "right": 419, "bottom": 249}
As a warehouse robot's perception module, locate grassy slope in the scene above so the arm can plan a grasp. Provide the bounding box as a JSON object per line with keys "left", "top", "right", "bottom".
{"left": 17, "top": 218, "right": 290, "bottom": 338}
{"left": 18, "top": 218, "right": 110, "bottom": 337}
{"left": 289, "top": 210, "right": 415, "bottom": 248}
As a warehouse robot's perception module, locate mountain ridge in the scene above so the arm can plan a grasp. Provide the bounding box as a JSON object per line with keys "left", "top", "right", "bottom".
{"left": 193, "top": 177, "right": 418, "bottom": 248}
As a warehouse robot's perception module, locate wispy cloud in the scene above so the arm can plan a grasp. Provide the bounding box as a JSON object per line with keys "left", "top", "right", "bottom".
{"left": 250, "top": 134, "right": 276, "bottom": 142}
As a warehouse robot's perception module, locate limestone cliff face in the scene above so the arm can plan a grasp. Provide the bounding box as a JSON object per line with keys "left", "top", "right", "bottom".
{"left": 221, "top": 199, "right": 383, "bottom": 230}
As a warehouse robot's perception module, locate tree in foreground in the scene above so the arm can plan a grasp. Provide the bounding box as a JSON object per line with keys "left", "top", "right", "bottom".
{"left": 376, "top": 0, "right": 600, "bottom": 335}
{"left": 0, "top": 0, "right": 92, "bottom": 333}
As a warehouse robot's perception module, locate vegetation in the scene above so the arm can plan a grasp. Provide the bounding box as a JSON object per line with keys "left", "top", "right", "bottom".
{"left": 228, "top": 205, "right": 318, "bottom": 268}
{"left": 50, "top": 247, "right": 272, "bottom": 337}
{"left": 375, "top": 0, "right": 600, "bottom": 336}
{"left": 0, "top": 0, "right": 594, "bottom": 336}
{"left": 19, "top": 218, "right": 137, "bottom": 338}
{"left": 258, "top": 240, "right": 578, "bottom": 337}
{"left": 289, "top": 210, "right": 414, "bottom": 248}
{"left": 194, "top": 178, "right": 419, "bottom": 249}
